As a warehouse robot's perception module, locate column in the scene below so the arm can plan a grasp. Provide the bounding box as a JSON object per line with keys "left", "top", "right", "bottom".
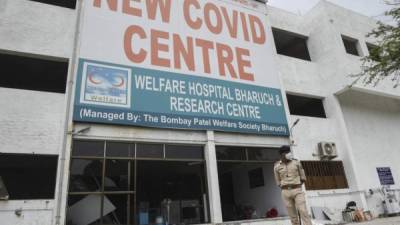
{"left": 204, "top": 130, "right": 223, "bottom": 223}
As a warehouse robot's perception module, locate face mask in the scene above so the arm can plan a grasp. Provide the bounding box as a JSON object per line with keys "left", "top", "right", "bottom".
{"left": 284, "top": 152, "right": 294, "bottom": 160}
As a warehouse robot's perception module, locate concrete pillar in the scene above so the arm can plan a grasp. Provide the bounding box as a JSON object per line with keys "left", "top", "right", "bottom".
{"left": 54, "top": 134, "right": 73, "bottom": 225}
{"left": 330, "top": 95, "right": 368, "bottom": 209}
{"left": 54, "top": 1, "right": 84, "bottom": 224}
{"left": 205, "top": 130, "right": 223, "bottom": 223}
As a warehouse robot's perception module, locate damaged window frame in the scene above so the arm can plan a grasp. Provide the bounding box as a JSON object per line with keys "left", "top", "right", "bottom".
{"left": 68, "top": 140, "right": 209, "bottom": 225}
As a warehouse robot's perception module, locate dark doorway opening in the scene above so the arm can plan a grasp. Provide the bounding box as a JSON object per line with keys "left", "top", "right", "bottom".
{"left": 137, "top": 161, "right": 208, "bottom": 225}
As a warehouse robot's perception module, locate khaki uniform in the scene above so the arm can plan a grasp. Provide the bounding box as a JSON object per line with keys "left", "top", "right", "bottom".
{"left": 274, "top": 160, "right": 312, "bottom": 225}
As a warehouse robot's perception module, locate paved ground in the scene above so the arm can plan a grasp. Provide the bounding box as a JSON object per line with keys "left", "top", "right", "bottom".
{"left": 344, "top": 216, "right": 400, "bottom": 225}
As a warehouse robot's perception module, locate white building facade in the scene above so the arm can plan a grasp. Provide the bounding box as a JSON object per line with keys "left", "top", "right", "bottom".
{"left": 0, "top": 0, "right": 399, "bottom": 225}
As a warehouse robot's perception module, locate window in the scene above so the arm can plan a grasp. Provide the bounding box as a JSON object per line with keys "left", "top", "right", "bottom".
{"left": 106, "top": 142, "right": 132, "bottom": 157}
{"left": 165, "top": 145, "right": 204, "bottom": 159}
{"left": 216, "top": 146, "right": 284, "bottom": 222}
{"left": 0, "top": 53, "right": 68, "bottom": 93}
{"left": 247, "top": 147, "right": 281, "bottom": 161}
{"left": 67, "top": 140, "right": 209, "bottom": 225}
{"left": 72, "top": 140, "right": 105, "bottom": 157}
{"left": 367, "top": 43, "right": 378, "bottom": 55}
{"left": 248, "top": 168, "right": 264, "bottom": 189}
{"left": 136, "top": 143, "right": 163, "bottom": 158}
{"left": 0, "top": 154, "right": 58, "bottom": 200}
{"left": 272, "top": 28, "right": 311, "bottom": 61}
{"left": 29, "top": 0, "right": 76, "bottom": 9}
{"left": 301, "top": 161, "right": 349, "bottom": 190}
{"left": 286, "top": 94, "right": 326, "bottom": 118}
{"left": 342, "top": 35, "right": 361, "bottom": 56}
{"left": 366, "top": 43, "right": 381, "bottom": 61}
{"left": 216, "top": 146, "right": 246, "bottom": 161}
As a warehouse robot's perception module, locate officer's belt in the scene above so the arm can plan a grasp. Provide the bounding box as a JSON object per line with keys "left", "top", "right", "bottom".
{"left": 281, "top": 184, "right": 301, "bottom": 190}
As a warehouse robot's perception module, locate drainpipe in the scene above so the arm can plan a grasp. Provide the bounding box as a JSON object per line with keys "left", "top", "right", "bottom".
{"left": 54, "top": 0, "right": 84, "bottom": 224}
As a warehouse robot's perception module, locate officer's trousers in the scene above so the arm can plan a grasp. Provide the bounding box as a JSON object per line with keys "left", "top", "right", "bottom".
{"left": 281, "top": 187, "right": 312, "bottom": 225}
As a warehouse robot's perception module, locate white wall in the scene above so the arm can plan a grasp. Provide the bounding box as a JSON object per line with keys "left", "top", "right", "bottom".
{"left": 0, "top": 2, "right": 76, "bottom": 224}
{"left": 0, "top": 87, "right": 65, "bottom": 225}
{"left": 0, "top": 200, "right": 54, "bottom": 225}
{"left": 268, "top": 1, "right": 400, "bottom": 215}
{"left": 0, "top": 88, "right": 65, "bottom": 155}
{"left": 269, "top": 5, "right": 360, "bottom": 212}
{"left": 228, "top": 163, "right": 287, "bottom": 217}
{"left": 339, "top": 91, "right": 400, "bottom": 190}
{"left": 338, "top": 91, "right": 400, "bottom": 216}
{"left": 0, "top": 0, "right": 75, "bottom": 154}
{"left": 0, "top": 0, "right": 76, "bottom": 59}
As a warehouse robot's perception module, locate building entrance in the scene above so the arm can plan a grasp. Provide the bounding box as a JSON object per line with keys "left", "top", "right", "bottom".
{"left": 216, "top": 146, "right": 286, "bottom": 222}
{"left": 66, "top": 140, "right": 209, "bottom": 225}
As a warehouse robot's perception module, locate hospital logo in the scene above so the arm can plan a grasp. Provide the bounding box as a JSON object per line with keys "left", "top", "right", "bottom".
{"left": 80, "top": 62, "right": 131, "bottom": 108}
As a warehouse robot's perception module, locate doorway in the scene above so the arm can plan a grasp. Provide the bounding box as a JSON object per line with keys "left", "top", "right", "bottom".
{"left": 216, "top": 146, "right": 286, "bottom": 222}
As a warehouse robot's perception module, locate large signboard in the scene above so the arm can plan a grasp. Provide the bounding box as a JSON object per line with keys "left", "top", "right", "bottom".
{"left": 73, "top": 0, "right": 289, "bottom": 136}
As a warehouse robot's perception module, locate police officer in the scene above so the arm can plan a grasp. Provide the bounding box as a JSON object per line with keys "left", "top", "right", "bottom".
{"left": 274, "top": 145, "right": 312, "bottom": 225}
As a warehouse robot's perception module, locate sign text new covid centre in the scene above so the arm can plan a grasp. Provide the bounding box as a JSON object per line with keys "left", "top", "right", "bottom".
{"left": 73, "top": 0, "right": 289, "bottom": 136}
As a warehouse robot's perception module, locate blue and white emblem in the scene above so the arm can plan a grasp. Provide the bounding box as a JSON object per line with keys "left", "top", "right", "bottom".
{"left": 80, "top": 62, "right": 131, "bottom": 108}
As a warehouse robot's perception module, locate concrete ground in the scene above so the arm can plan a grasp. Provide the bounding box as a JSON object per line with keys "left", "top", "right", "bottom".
{"left": 344, "top": 216, "right": 400, "bottom": 225}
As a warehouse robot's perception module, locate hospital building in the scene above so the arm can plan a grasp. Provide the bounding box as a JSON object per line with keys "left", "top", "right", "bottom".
{"left": 0, "top": 0, "right": 399, "bottom": 225}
